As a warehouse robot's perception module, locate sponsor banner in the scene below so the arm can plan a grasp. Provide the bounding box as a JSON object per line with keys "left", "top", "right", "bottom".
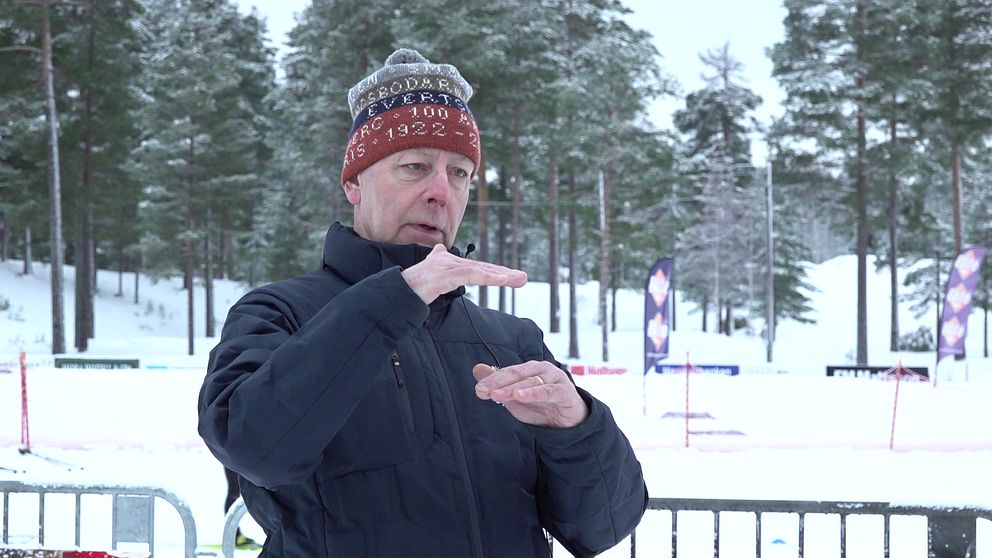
{"left": 654, "top": 364, "right": 740, "bottom": 376}
{"left": 644, "top": 258, "right": 673, "bottom": 373}
{"left": 569, "top": 364, "right": 628, "bottom": 376}
{"left": 938, "top": 246, "right": 987, "bottom": 361}
{"left": 54, "top": 358, "right": 140, "bottom": 370}
{"left": 826, "top": 365, "right": 929, "bottom": 378}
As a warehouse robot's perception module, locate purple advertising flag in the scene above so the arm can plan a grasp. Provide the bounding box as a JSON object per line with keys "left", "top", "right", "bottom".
{"left": 938, "top": 246, "right": 987, "bottom": 361}
{"left": 644, "top": 258, "right": 673, "bottom": 374}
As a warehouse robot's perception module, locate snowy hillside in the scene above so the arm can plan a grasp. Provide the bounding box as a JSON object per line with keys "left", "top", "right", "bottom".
{"left": 1, "top": 254, "right": 991, "bottom": 556}
{"left": 4, "top": 254, "right": 987, "bottom": 375}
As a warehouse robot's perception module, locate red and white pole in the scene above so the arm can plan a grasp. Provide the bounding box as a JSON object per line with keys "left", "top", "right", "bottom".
{"left": 19, "top": 350, "right": 31, "bottom": 452}
{"left": 889, "top": 360, "right": 904, "bottom": 450}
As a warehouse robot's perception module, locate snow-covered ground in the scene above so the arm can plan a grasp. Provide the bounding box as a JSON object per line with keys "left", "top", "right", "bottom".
{"left": 1, "top": 253, "right": 990, "bottom": 556}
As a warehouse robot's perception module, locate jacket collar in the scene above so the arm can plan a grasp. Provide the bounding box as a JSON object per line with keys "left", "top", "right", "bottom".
{"left": 322, "top": 222, "right": 466, "bottom": 305}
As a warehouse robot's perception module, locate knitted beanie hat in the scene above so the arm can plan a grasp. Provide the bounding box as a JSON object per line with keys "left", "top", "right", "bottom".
{"left": 341, "top": 48, "right": 481, "bottom": 186}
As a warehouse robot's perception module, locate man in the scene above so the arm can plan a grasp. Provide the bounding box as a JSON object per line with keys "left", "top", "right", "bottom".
{"left": 198, "top": 48, "right": 647, "bottom": 558}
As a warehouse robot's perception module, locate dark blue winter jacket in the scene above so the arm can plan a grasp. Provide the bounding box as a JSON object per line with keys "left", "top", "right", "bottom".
{"left": 198, "top": 223, "right": 647, "bottom": 557}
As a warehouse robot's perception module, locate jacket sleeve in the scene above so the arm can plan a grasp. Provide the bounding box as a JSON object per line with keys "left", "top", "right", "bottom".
{"left": 197, "top": 267, "right": 428, "bottom": 489}
{"left": 529, "top": 349, "right": 648, "bottom": 557}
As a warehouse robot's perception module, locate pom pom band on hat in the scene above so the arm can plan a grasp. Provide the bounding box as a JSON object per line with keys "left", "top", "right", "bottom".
{"left": 348, "top": 89, "right": 474, "bottom": 138}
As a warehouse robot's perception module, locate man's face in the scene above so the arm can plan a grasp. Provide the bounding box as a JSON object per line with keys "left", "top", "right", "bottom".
{"left": 344, "top": 148, "right": 474, "bottom": 248}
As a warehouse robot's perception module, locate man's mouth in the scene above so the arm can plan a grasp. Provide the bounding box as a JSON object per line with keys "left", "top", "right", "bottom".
{"left": 413, "top": 223, "right": 442, "bottom": 234}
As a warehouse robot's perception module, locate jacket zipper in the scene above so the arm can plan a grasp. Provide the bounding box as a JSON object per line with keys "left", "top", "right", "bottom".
{"left": 425, "top": 325, "right": 486, "bottom": 558}
{"left": 391, "top": 352, "right": 415, "bottom": 433}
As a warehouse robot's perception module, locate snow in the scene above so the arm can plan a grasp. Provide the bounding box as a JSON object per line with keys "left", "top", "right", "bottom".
{"left": 1, "top": 253, "right": 991, "bottom": 556}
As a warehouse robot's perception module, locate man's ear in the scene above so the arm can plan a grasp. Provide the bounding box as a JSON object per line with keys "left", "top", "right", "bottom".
{"left": 343, "top": 178, "right": 361, "bottom": 205}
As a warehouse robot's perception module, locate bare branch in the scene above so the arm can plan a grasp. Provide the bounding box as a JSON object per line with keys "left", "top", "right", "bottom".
{"left": 0, "top": 46, "right": 43, "bottom": 55}
{"left": 16, "top": 0, "right": 87, "bottom": 7}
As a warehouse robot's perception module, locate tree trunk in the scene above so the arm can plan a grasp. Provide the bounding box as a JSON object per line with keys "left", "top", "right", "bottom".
{"left": 498, "top": 168, "right": 508, "bottom": 313}
{"left": 133, "top": 253, "right": 140, "bottom": 305}
{"left": 1, "top": 214, "right": 8, "bottom": 260}
{"left": 42, "top": 0, "right": 65, "bottom": 355}
{"left": 725, "top": 304, "right": 732, "bottom": 337}
{"left": 247, "top": 200, "right": 257, "bottom": 287}
{"left": 205, "top": 207, "right": 215, "bottom": 338}
{"left": 91, "top": 235, "right": 97, "bottom": 297}
{"left": 548, "top": 153, "right": 560, "bottom": 333}
{"left": 117, "top": 246, "right": 124, "bottom": 297}
{"left": 984, "top": 272, "right": 988, "bottom": 358}
{"left": 24, "top": 226, "right": 33, "bottom": 275}
{"left": 511, "top": 110, "right": 522, "bottom": 317}
{"left": 76, "top": 19, "right": 97, "bottom": 350}
{"left": 220, "top": 211, "right": 228, "bottom": 280}
{"left": 671, "top": 257, "right": 677, "bottom": 331}
{"left": 186, "top": 137, "right": 196, "bottom": 356}
{"left": 218, "top": 227, "right": 226, "bottom": 281}
{"left": 855, "top": 2, "right": 868, "bottom": 366}
{"left": 567, "top": 173, "right": 579, "bottom": 359}
{"left": 223, "top": 209, "right": 233, "bottom": 280}
{"left": 598, "top": 169, "right": 610, "bottom": 362}
{"left": 888, "top": 113, "right": 899, "bottom": 351}
{"left": 950, "top": 140, "right": 962, "bottom": 256}
{"left": 611, "top": 282, "right": 617, "bottom": 332}
{"left": 935, "top": 253, "right": 941, "bottom": 355}
{"left": 72, "top": 234, "right": 92, "bottom": 350}
{"left": 702, "top": 295, "right": 708, "bottom": 332}
{"left": 477, "top": 150, "right": 489, "bottom": 308}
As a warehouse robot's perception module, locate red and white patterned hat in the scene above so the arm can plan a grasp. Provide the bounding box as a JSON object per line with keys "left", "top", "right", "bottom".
{"left": 341, "top": 49, "right": 480, "bottom": 185}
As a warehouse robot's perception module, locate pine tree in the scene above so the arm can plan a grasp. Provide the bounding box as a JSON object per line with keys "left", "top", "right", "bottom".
{"left": 1, "top": 0, "right": 70, "bottom": 353}
{"left": 771, "top": 0, "right": 880, "bottom": 365}
{"left": 52, "top": 0, "right": 145, "bottom": 351}
{"left": 256, "top": 0, "right": 399, "bottom": 282}
{"left": 0, "top": 2, "right": 48, "bottom": 276}
{"left": 915, "top": 0, "right": 992, "bottom": 256}
{"left": 135, "top": 0, "right": 273, "bottom": 354}
{"left": 674, "top": 44, "right": 765, "bottom": 335}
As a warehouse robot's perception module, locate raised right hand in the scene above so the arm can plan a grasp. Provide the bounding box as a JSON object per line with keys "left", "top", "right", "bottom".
{"left": 401, "top": 244, "right": 528, "bottom": 304}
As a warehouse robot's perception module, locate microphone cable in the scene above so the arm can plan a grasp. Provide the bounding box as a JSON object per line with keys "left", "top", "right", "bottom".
{"left": 459, "top": 242, "right": 503, "bottom": 369}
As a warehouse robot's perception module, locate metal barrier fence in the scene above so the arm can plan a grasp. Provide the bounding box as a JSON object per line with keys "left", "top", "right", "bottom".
{"left": 2, "top": 489, "right": 961, "bottom": 557}
{"left": 221, "top": 499, "right": 249, "bottom": 558}
{"left": 221, "top": 496, "right": 991, "bottom": 557}
{"left": 638, "top": 497, "right": 990, "bottom": 557}
{"left": 0, "top": 480, "right": 210, "bottom": 558}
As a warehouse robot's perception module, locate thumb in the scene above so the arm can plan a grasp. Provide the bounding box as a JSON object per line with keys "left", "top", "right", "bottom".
{"left": 472, "top": 363, "right": 496, "bottom": 382}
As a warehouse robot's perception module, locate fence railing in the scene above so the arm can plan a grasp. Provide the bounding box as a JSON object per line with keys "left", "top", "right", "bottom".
{"left": 0, "top": 480, "right": 211, "bottom": 558}
{"left": 221, "top": 496, "right": 991, "bottom": 557}
{"left": 22, "top": 489, "right": 975, "bottom": 557}
{"left": 221, "top": 498, "right": 249, "bottom": 558}
{"left": 635, "top": 497, "right": 990, "bottom": 557}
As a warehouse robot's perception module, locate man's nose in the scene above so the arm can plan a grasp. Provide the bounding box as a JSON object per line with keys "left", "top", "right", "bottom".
{"left": 424, "top": 167, "right": 451, "bottom": 206}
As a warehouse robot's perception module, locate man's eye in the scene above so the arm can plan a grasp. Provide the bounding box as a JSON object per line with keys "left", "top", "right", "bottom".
{"left": 404, "top": 163, "right": 426, "bottom": 171}
{"left": 452, "top": 168, "right": 469, "bottom": 178}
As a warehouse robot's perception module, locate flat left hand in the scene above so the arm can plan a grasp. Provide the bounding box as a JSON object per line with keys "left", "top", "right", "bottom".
{"left": 473, "top": 361, "right": 589, "bottom": 429}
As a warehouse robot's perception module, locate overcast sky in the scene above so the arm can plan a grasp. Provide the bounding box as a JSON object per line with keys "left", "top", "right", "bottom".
{"left": 233, "top": 0, "right": 787, "bottom": 163}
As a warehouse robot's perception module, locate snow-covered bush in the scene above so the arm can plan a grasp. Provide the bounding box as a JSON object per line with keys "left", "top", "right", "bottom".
{"left": 898, "top": 326, "right": 934, "bottom": 352}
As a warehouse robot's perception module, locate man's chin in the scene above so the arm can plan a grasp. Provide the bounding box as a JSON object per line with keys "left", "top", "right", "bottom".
{"left": 397, "top": 233, "right": 447, "bottom": 248}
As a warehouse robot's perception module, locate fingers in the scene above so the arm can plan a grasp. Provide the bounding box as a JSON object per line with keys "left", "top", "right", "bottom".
{"left": 428, "top": 244, "right": 527, "bottom": 288}
{"left": 403, "top": 247, "right": 527, "bottom": 304}
{"left": 474, "top": 361, "right": 560, "bottom": 403}
{"left": 475, "top": 360, "right": 590, "bottom": 428}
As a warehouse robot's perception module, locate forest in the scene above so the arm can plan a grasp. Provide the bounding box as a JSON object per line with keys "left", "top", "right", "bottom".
{"left": 1, "top": 0, "right": 990, "bottom": 364}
